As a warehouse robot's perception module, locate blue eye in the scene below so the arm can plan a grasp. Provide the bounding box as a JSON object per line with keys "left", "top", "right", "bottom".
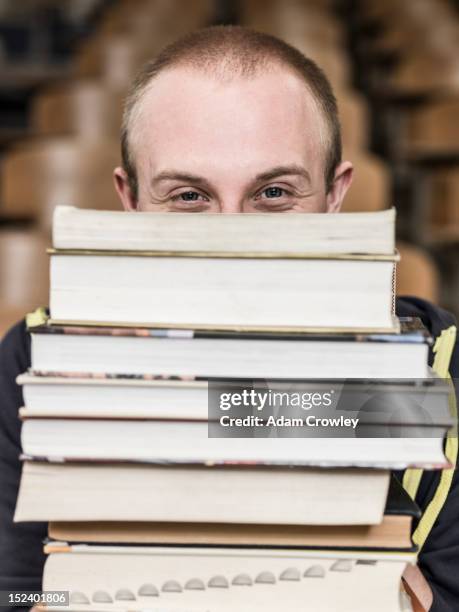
{"left": 263, "top": 187, "right": 284, "bottom": 198}
{"left": 180, "top": 191, "right": 201, "bottom": 201}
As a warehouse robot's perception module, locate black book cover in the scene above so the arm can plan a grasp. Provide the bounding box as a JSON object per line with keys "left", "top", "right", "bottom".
{"left": 385, "top": 474, "right": 421, "bottom": 519}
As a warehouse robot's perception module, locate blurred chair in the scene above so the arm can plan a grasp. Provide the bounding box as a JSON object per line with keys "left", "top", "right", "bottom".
{"left": 389, "top": 52, "right": 459, "bottom": 97}
{"left": 360, "top": 0, "right": 405, "bottom": 21}
{"left": 285, "top": 36, "right": 351, "bottom": 90}
{"left": 99, "top": 35, "right": 146, "bottom": 91}
{"left": 0, "top": 139, "right": 121, "bottom": 229}
{"left": 402, "top": 97, "right": 459, "bottom": 158}
{"left": 97, "top": 0, "right": 155, "bottom": 35}
{"left": 337, "top": 90, "right": 370, "bottom": 153}
{"left": 98, "top": 0, "right": 214, "bottom": 37}
{"left": 362, "top": 0, "right": 455, "bottom": 33}
{"left": 370, "top": 8, "right": 459, "bottom": 56}
{"left": 396, "top": 241, "right": 440, "bottom": 303}
{"left": 31, "top": 80, "right": 124, "bottom": 139}
{"left": 75, "top": 32, "right": 154, "bottom": 85}
{"left": 429, "top": 168, "right": 459, "bottom": 240}
{"left": 364, "top": 0, "right": 459, "bottom": 94}
{"left": 240, "top": 0, "right": 350, "bottom": 92}
{"left": 341, "top": 152, "right": 391, "bottom": 212}
{"left": 0, "top": 229, "right": 49, "bottom": 321}
{"left": 75, "top": 0, "right": 214, "bottom": 81}
{"left": 241, "top": 0, "right": 344, "bottom": 47}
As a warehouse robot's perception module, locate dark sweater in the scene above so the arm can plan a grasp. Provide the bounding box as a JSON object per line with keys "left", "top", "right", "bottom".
{"left": 0, "top": 296, "right": 458, "bottom": 611}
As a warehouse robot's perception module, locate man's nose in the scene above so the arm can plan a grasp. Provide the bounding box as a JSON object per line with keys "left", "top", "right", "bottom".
{"left": 219, "top": 199, "right": 244, "bottom": 213}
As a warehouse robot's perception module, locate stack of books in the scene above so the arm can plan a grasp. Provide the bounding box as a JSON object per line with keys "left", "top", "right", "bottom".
{"left": 14, "top": 206, "right": 453, "bottom": 612}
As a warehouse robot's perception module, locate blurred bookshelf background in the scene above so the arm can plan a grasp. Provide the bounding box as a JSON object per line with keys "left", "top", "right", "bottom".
{"left": 0, "top": 0, "right": 458, "bottom": 336}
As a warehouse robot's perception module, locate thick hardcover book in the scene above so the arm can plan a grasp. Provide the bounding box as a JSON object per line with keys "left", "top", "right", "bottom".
{"left": 49, "top": 206, "right": 397, "bottom": 330}
{"left": 17, "top": 369, "right": 445, "bottom": 421}
{"left": 52, "top": 206, "right": 396, "bottom": 254}
{"left": 41, "top": 543, "right": 415, "bottom": 612}
{"left": 14, "top": 463, "right": 390, "bottom": 526}
{"left": 18, "top": 374, "right": 452, "bottom": 465}
{"left": 385, "top": 474, "right": 421, "bottom": 520}
{"left": 27, "top": 315, "right": 428, "bottom": 379}
{"left": 48, "top": 250, "right": 398, "bottom": 331}
{"left": 27, "top": 314, "right": 427, "bottom": 341}
{"left": 47, "top": 476, "right": 419, "bottom": 551}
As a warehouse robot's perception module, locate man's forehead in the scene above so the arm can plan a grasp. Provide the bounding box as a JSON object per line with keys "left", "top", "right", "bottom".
{"left": 141, "top": 62, "right": 317, "bottom": 104}
{"left": 131, "top": 64, "right": 326, "bottom": 151}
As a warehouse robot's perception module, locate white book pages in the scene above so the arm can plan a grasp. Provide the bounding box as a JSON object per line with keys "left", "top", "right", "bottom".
{"left": 49, "top": 255, "right": 396, "bottom": 330}
{"left": 53, "top": 206, "right": 396, "bottom": 255}
{"left": 30, "top": 332, "right": 429, "bottom": 379}
{"left": 43, "top": 546, "right": 414, "bottom": 612}
{"left": 15, "top": 462, "right": 390, "bottom": 525}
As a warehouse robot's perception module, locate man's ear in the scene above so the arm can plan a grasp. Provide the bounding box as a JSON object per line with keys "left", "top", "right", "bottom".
{"left": 113, "top": 167, "right": 138, "bottom": 211}
{"left": 325, "top": 161, "right": 353, "bottom": 213}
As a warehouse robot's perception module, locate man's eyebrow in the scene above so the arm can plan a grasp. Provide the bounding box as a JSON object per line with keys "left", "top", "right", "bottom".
{"left": 150, "top": 166, "right": 311, "bottom": 191}
{"left": 151, "top": 171, "right": 211, "bottom": 188}
{"left": 255, "top": 165, "right": 311, "bottom": 183}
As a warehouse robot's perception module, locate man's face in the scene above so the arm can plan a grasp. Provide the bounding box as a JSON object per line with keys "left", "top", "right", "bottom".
{"left": 114, "top": 65, "right": 352, "bottom": 213}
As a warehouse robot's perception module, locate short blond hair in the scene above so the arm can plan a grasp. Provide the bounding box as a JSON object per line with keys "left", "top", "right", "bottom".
{"left": 121, "top": 25, "right": 342, "bottom": 199}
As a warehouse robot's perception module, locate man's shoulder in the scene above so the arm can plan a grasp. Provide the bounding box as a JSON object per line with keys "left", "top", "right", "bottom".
{"left": 396, "top": 295, "right": 457, "bottom": 334}
{"left": 396, "top": 295, "right": 457, "bottom": 366}
{"left": 396, "top": 296, "right": 458, "bottom": 376}
{"left": 0, "top": 318, "right": 31, "bottom": 378}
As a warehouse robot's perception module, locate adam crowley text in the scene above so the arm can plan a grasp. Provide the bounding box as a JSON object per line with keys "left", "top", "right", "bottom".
{"left": 220, "top": 415, "right": 360, "bottom": 429}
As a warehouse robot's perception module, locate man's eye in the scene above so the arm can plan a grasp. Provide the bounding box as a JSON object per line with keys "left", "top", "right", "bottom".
{"left": 259, "top": 186, "right": 291, "bottom": 199}
{"left": 177, "top": 191, "right": 202, "bottom": 201}
{"left": 171, "top": 191, "right": 209, "bottom": 204}
{"left": 168, "top": 190, "right": 210, "bottom": 212}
